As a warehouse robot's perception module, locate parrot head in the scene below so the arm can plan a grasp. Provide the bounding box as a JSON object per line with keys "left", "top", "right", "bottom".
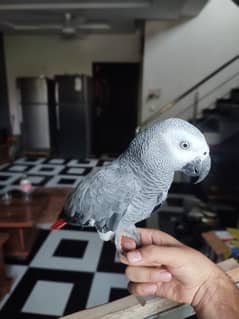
{"left": 158, "top": 118, "right": 211, "bottom": 183}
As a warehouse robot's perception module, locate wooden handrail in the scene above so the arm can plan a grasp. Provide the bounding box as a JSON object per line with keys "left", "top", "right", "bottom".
{"left": 138, "top": 54, "right": 239, "bottom": 130}
{"left": 62, "top": 258, "right": 239, "bottom": 319}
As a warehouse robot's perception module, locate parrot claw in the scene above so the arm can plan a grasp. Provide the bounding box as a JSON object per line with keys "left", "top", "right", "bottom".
{"left": 115, "top": 226, "right": 141, "bottom": 256}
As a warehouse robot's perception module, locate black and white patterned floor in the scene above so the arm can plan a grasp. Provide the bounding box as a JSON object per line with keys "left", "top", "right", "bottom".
{"left": 0, "top": 157, "right": 201, "bottom": 318}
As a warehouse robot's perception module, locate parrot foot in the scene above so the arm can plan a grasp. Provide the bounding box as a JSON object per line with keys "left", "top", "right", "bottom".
{"left": 98, "top": 230, "right": 115, "bottom": 241}
{"left": 115, "top": 227, "right": 141, "bottom": 256}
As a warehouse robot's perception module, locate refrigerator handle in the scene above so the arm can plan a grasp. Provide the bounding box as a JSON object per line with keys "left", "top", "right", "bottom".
{"left": 56, "top": 104, "right": 61, "bottom": 130}
{"left": 55, "top": 82, "right": 60, "bottom": 130}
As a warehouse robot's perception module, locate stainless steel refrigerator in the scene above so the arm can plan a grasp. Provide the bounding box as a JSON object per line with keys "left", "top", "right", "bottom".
{"left": 54, "top": 75, "right": 92, "bottom": 158}
{"left": 18, "top": 75, "right": 92, "bottom": 158}
{"left": 18, "top": 76, "right": 53, "bottom": 151}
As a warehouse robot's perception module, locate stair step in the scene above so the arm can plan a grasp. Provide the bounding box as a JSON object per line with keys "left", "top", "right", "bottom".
{"left": 217, "top": 98, "right": 239, "bottom": 107}
{"left": 230, "top": 88, "right": 239, "bottom": 102}
{"left": 202, "top": 108, "right": 217, "bottom": 116}
{"left": 216, "top": 108, "right": 239, "bottom": 119}
{"left": 216, "top": 99, "right": 239, "bottom": 115}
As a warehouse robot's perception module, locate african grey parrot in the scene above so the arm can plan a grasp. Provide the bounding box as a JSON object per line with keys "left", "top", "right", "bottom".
{"left": 63, "top": 118, "right": 211, "bottom": 253}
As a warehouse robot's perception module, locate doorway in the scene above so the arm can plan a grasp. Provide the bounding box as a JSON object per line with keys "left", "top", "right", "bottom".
{"left": 92, "top": 62, "right": 140, "bottom": 156}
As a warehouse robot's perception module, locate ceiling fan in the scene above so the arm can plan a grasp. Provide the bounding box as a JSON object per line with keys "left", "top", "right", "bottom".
{"left": 1, "top": 12, "right": 111, "bottom": 38}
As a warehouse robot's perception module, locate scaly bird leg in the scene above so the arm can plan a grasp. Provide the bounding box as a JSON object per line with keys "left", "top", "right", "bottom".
{"left": 115, "top": 224, "right": 141, "bottom": 255}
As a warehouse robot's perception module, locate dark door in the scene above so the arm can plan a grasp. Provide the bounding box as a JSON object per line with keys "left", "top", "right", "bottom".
{"left": 92, "top": 63, "right": 139, "bottom": 156}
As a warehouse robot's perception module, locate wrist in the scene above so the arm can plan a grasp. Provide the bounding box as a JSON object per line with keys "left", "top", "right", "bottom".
{"left": 193, "top": 271, "right": 239, "bottom": 318}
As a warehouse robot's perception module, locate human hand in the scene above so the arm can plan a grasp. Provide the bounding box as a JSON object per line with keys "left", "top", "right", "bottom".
{"left": 120, "top": 228, "right": 231, "bottom": 308}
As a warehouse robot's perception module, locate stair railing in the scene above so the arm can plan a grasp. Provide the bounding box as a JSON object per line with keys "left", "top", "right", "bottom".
{"left": 137, "top": 54, "right": 239, "bottom": 132}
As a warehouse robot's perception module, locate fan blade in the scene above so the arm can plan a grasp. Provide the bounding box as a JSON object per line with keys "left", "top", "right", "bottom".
{"left": 17, "top": 24, "right": 61, "bottom": 31}
{"left": 0, "top": 20, "right": 63, "bottom": 31}
{"left": 77, "top": 23, "right": 111, "bottom": 30}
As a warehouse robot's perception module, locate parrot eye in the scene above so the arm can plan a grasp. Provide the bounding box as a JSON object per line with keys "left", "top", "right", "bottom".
{"left": 180, "top": 141, "right": 190, "bottom": 150}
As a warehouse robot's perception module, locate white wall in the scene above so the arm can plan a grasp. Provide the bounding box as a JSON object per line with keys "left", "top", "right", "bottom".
{"left": 4, "top": 33, "right": 141, "bottom": 134}
{"left": 141, "top": 0, "right": 239, "bottom": 125}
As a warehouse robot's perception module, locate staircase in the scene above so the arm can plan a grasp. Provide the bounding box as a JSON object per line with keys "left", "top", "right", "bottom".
{"left": 195, "top": 87, "right": 239, "bottom": 200}
{"left": 196, "top": 88, "right": 239, "bottom": 144}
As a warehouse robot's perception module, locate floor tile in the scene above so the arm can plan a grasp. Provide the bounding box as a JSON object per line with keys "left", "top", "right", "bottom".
{"left": 0, "top": 265, "right": 28, "bottom": 311}
{"left": 86, "top": 273, "right": 128, "bottom": 308}
{"left": 109, "top": 287, "right": 130, "bottom": 302}
{"left": 45, "top": 175, "right": 83, "bottom": 187}
{"left": 15, "top": 157, "right": 47, "bottom": 165}
{"left": 0, "top": 267, "right": 93, "bottom": 318}
{"left": 65, "top": 167, "right": 87, "bottom": 175}
{"left": 21, "top": 280, "right": 73, "bottom": 316}
{"left": 63, "top": 224, "right": 96, "bottom": 232}
{"left": 5, "top": 229, "right": 50, "bottom": 266}
{"left": 61, "top": 166, "right": 92, "bottom": 176}
{"left": 97, "top": 241, "right": 126, "bottom": 273}
{"left": 27, "top": 164, "right": 65, "bottom": 176}
{"left": 102, "top": 161, "right": 112, "bottom": 166}
{"left": 7, "top": 165, "right": 31, "bottom": 172}
{"left": 53, "top": 239, "right": 88, "bottom": 258}
{"left": 67, "top": 159, "right": 98, "bottom": 168}
{"left": 30, "top": 230, "right": 103, "bottom": 272}
{"left": 97, "top": 160, "right": 113, "bottom": 167}
{"left": 0, "top": 163, "right": 9, "bottom": 170}
{"left": 26, "top": 175, "right": 50, "bottom": 186}
{"left": 0, "top": 185, "right": 21, "bottom": 195}
{"left": 12, "top": 175, "right": 51, "bottom": 187}
{"left": 46, "top": 158, "right": 66, "bottom": 165}
{"left": 0, "top": 173, "right": 22, "bottom": 186}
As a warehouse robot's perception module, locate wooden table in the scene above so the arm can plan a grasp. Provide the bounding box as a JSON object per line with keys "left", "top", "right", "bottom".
{"left": 33, "top": 187, "right": 73, "bottom": 224}
{"left": 0, "top": 193, "right": 47, "bottom": 257}
{"left": 0, "top": 187, "right": 73, "bottom": 258}
{"left": 0, "top": 233, "right": 12, "bottom": 298}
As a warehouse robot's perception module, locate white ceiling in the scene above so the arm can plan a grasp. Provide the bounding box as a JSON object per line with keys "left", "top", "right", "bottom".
{"left": 0, "top": 0, "right": 208, "bottom": 36}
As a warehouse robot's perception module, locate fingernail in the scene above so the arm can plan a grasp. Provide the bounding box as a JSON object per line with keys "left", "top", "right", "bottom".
{"left": 127, "top": 251, "right": 142, "bottom": 263}
{"left": 155, "top": 271, "right": 172, "bottom": 282}
{"left": 123, "top": 240, "right": 136, "bottom": 250}
{"left": 142, "top": 284, "right": 157, "bottom": 294}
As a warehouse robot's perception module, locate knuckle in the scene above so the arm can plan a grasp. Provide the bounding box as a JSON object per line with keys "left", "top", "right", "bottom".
{"left": 126, "top": 266, "right": 145, "bottom": 283}
{"left": 149, "top": 270, "right": 157, "bottom": 282}
{"left": 147, "top": 245, "right": 157, "bottom": 255}
{"left": 128, "top": 282, "right": 144, "bottom": 296}
{"left": 143, "top": 245, "right": 158, "bottom": 262}
{"left": 125, "top": 266, "right": 133, "bottom": 279}
{"left": 135, "top": 284, "right": 144, "bottom": 296}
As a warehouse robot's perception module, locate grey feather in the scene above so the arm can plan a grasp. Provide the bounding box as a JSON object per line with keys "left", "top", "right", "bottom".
{"left": 64, "top": 160, "right": 141, "bottom": 232}
{"left": 64, "top": 118, "right": 211, "bottom": 252}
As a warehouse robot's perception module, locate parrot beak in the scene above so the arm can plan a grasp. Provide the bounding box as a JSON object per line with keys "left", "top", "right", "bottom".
{"left": 182, "top": 155, "right": 211, "bottom": 184}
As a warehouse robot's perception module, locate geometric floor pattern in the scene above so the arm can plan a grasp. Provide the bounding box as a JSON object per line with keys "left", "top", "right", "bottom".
{"left": 0, "top": 156, "right": 128, "bottom": 318}
{"left": 0, "top": 229, "right": 129, "bottom": 319}
{"left": 0, "top": 156, "right": 195, "bottom": 318}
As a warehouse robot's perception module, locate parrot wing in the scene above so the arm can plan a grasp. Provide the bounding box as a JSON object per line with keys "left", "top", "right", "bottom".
{"left": 64, "top": 162, "right": 141, "bottom": 232}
